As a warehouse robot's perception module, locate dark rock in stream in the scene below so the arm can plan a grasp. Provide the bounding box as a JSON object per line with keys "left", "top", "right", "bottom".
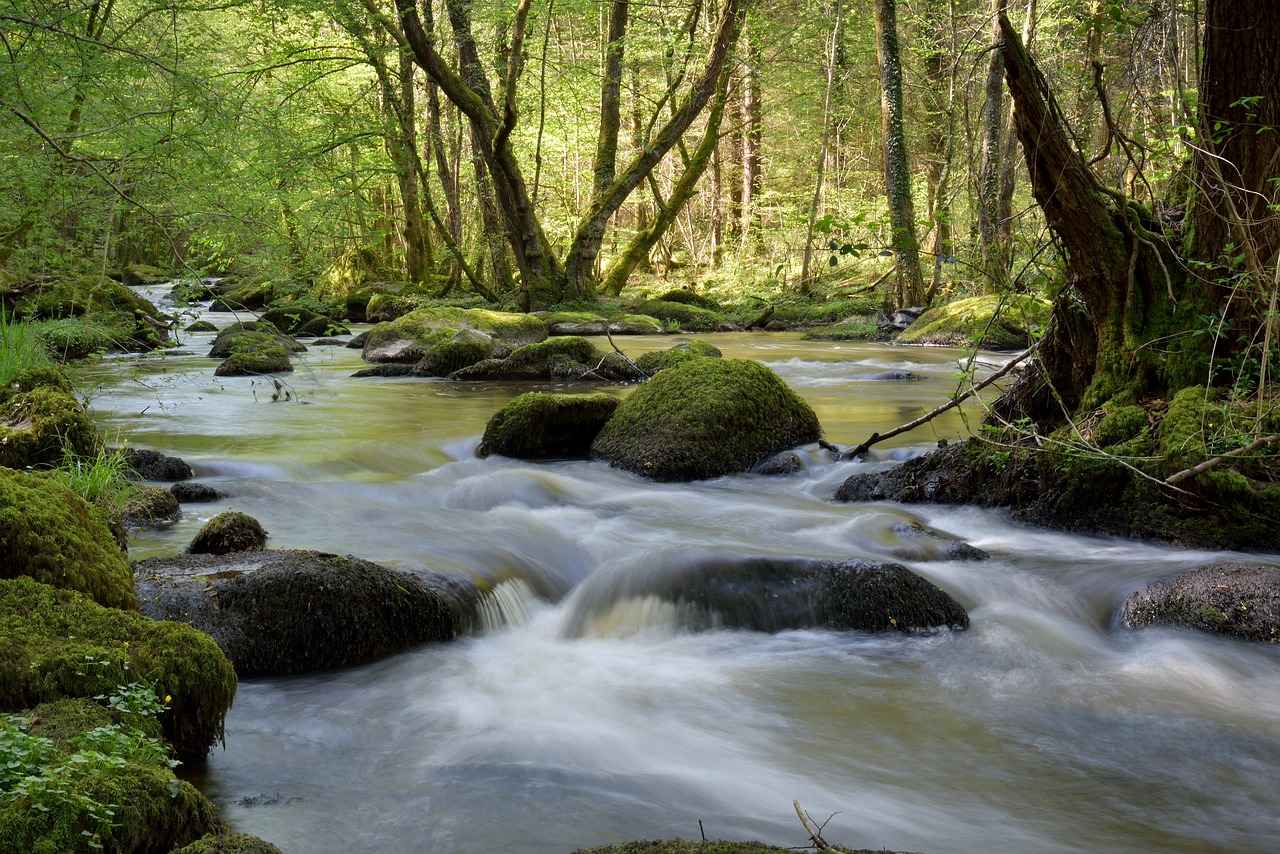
{"left": 562, "top": 555, "right": 969, "bottom": 636}
{"left": 351, "top": 363, "right": 415, "bottom": 378}
{"left": 120, "top": 485, "right": 182, "bottom": 527}
{"left": 122, "top": 447, "right": 194, "bottom": 481}
{"left": 134, "top": 550, "right": 481, "bottom": 676}
{"left": 188, "top": 510, "right": 267, "bottom": 555}
{"left": 170, "top": 481, "right": 224, "bottom": 502}
{"left": 752, "top": 450, "right": 805, "bottom": 475}
{"left": 1120, "top": 563, "right": 1280, "bottom": 643}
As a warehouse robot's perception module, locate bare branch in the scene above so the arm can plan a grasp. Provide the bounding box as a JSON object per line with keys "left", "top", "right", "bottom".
{"left": 1166, "top": 435, "right": 1279, "bottom": 485}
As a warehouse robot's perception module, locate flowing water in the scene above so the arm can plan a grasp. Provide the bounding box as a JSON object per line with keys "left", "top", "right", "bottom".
{"left": 79, "top": 288, "right": 1280, "bottom": 853}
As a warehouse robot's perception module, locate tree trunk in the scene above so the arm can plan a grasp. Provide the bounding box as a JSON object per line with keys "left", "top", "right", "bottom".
{"left": 920, "top": 0, "right": 956, "bottom": 301}
{"left": 978, "top": 0, "right": 1009, "bottom": 292}
{"left": 742, "top": 29, "right": 762, "bottom": 241}
{"left": 874, "top": 0, "right": 925, "bottom": 306}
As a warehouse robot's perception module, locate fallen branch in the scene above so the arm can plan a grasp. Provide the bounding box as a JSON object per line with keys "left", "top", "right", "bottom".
{"left": 1165, "top": 434, "right": 1279, "bottom": 485}
{"left": 793, "top": 799, "right": 842, "bottom": 852}
{"left": 843, "top": 339, "right": 1040, "bottom": 459}
{"left": 605, "top": 328, "right": 648, "bottom": 378}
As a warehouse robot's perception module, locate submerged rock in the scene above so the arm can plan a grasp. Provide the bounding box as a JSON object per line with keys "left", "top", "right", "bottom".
{"left": 188, "top": 511, "right": 267, "bottom": 555}
{"left": 134, "top": 550, "right": 479, "bottom": 676}
{"left": 479, "top": 392, "right": 620, "bottom": 459}
{"left": 1120, "top": 563, "right": 1280, "bottom": 643}
{"left": 591, "top": 359, "right": 822, "bottom": 482}
{"left": 562, "top": 555, "right": 969, "bottom": 636}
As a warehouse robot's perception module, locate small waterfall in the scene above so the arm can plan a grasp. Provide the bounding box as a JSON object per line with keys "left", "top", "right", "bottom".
{"left": 475, "top": 578, "right": 539, "bottom": 631}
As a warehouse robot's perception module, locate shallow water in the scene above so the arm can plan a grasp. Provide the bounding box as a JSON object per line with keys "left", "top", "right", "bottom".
{"left": 82, "top": 292, "right": 1280, "bottom": 854}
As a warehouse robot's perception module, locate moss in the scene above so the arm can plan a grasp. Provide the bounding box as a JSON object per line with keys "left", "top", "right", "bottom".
{"left": 120, "top": 263, "right": 170, "bottom": 286}
{"left": 633, "top": 339, "right": 723, "bottom": 375}
{"left": 188, "top": 511, "right": 267, "bottom": 555}
{"left": 1159, "top": 385, "right": 1217, "bottom": 472}
{"left": 655, "top": 289, "right": 721, "bottom": 311}
{"left": 210, "top": 278, "right": 273, "bottom": 312}
{"left": 184, "top": 320, "right": 217, "bottom": 333}
{"left": 630, "top": 299, "right": 729, "bottom": 332}
{"left": 207, "top": 323, "right": 304, "bottom": 359}
{"left": 316, "top": 245, "right": 390, "bottom": 300}
{"left": 0, "top": 699, "right": 225, "bottom": 854}
{"left": 0, "top": 469, "right": 135, "bottom": 610}
{"left": 120, "top": 486, "right": 181, "bottom": 528}
{"left": 591, "top": 359, "right": 822, "bottom": 482}
{"left": 1121, "top": 563, "right": 1280, "bottom": 642}
{"left": 213, "top": 348, "right": 293, "bottom": 377}
{"left": 15, "top": 277, "right": 170, "bottom": 356}
{"left": 802, "top": 318, "right": 884, "bottom": 341}
{"left": 363, "top": 307, "right": 547, "bottom": 363}
{"left": 14, "top": 276, "right": 159, "bottom": 324}
{"left": 412, "top": 339, "right": 493, "bottom": 376}
{"left": 895, "top": 293, "right": 1051, "bottom": 349}
{"left": 1093, "top": 404, "right": 1149, "bottom": 448}
{"left": 173, "top": 833, "right": 283, "bottom": 854}
{"left": 365, "top": 292, "right": 430, "bottom": 322}
{"left": 0, "top": 385, "right": 99, "bottom": 469}
{"left": 450, "top": 336, "right": 605, "bottom": 380}
{"left": 258, "top": 306, "right": 326, "bottom": 334}
{"left": 0, "top": 576, "right": 237, "bottom": 760}
{"left": 479, "top": 392, "right": 620, "bottom": 458}
{"left": 0, "top": 365, "right": 72, "bottom": 405}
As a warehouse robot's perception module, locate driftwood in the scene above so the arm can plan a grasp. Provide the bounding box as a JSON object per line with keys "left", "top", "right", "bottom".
{"left": 793, "top": 799, "right": 844, "bottom": 852}
{"left": 1165, "top": 434, "right": 1279, "bottom": 485}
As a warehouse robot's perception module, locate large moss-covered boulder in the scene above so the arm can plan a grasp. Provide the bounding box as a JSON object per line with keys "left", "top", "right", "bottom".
{"left": 0, "top": 365, "right": 72, "bottom": 405}
{"left": 1121, "top": 563, "right": 1280, "bottom": 642}
{"left": 13, "top": 275, "right": 171, "bottom": 353}
{"left": 207, "top": 322, "right": 304, "bottom": 358}
{"left": 537, "top": 311, "right": 665, "bottom": 336}
{"left": 173, "top": 833, "right": 283, "bottom": 854}
{"left": 188, "top": 511, "right": 267, "bottom": 555}
{"left": 479, "top": 392, "right": 621, "bottom": 459}
{"left": 0, "top": 385, "right": 99, "bottom": 468}
{"left": 0, "top": 469, "right": 136, "bottom": 610}
{"left": 633, "top": 339, "right": 722, "bottom": 375}
{"left": 591, "top": 359, "right": 822, "bottom": 481}
{"left": 0, "top": 698, "right": 226, "bottom": 854}
{"left": 562, "top": 556, "right": 969, "bottom": 636}
{"left": 362, "top": 307, "right": 547, "bottom": 365}
{"left": 209, "top": 278, "right": 273, "bottom": 312}
{"left": 631, "top": 299, "right": 732, "bottom": 332}
{"left": 0, "top": 576, "right": 237, "bottom": 759}
{"left": 895, "top": 293, "right": 1050, "bottom": 350}
{"left": 134, "top": 550, "right": 479, "bottom": 676}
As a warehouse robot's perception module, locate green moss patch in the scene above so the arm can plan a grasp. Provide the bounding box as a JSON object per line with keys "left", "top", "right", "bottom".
{"left": 448, "top": 336, "right": 625, "bottom": 381}
{"left": 14, "top": 276, "right": 171, "bottom": 355}
{"left": 479, "top": 392, "right": 620, "bottom": 459}
{"left": 895, "top": 294, "right": 1050, "bottom": 350}
{"left": 188, "top": 511, "right": 267, "bottom": 555}
{"left": 633, "top": 339, "right": 722, "bottom": 375}
{"left": 591, "top": 359, "right": 822, "bottom": 482}
{"left": 0, "top": 386, "right": 100, "bottom": 469}
{"left": 362, "top": 307, "right": 547, "bottom": 364}
{"left": 174, "top": 833, "right": 283, "bottom": 854}
{"left": 0, "top": 576, "right": 237, "bottom": 760}
{"left": 572, "top": 839, "right": 905, "bottom": 854}
{"left": 630, "top": 300, "right": 731, "bottom": 332}
{"left": 0, "top": 469, "right": 135, "bottom": 610}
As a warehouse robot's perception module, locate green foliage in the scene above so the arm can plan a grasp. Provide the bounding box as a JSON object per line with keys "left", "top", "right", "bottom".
{"left": 0, "top": 308, "right": 53, "bottom": 386}
{"left": 41, "top": 445, "right": 139, "bottom": 519}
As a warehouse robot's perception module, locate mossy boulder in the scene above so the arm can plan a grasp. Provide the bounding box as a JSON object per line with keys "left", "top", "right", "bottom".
{"left": 562, "top": 556, "right": 969, "bottom": 636}
{"left": 1120, "top": 563, "right": 1280, "bottom": 642}
{"left": 0, "top": 385, "right": 99, "bottom": 468}
{"left": 0, "top": 365, "right": 72, "bottom": 405}
{"left": 121, "top": 448, "right": 194, "bottom": 482}
{"left": 895, "top": 294, "right": 1050, "bottom": 349}
{"left": 173, "top": 833, "right": 284, "bottom": 854}
{"left": 591, "top": 359, "right": 822, "bottom": 482}
{"left": 479, "top": 392, "right": 621, "bottom": 459}
{"left": 631, "top": 299, "right": 732, "bottom": 332}
{"left": 0, "top": 576, "right": 237, "bottom": 759}
{"left": 0, "top": 469, "right": 136, "bottom": 610}
{"left": 410, "top": 337, "right": 495, "bottom": 377}
{"left": 170, "top": 482, "right": 223, "bottom": 503}
{"left": 448, "top": 336, "right": 642, "bottom": 381}
{"left": 120, "top": 485, "right": 182, "bottom": 528}
{"left": 188, "top": 511, "right": 267, "bottom": 555}
{"left": 633, "top": 339, "right": 722, "bottom": 375}
{"left": 655, "top": 289, "right": 722, "bottom": 311}
{"left": 207, "top": 322, "right": 305, "bottom": 358}
{"left": 134, "top": 550, "right": 480, "bottom": 676}
{"left": 209, "top": 278, "right": 273, "bottom": 312}
{"left": 120, "top": 263, "right": 170, "bottom": 286}
{"left": 13, "top": 275, "right": 171, "bottom": 353}
{"left": 572, "top": 841, "right": 906, "bottom": 854}
{"left": 0, "top": 698, "right": 225, "bottom": 854}
{"left": 184, "top": 320, "right": 217, "bottom": 333}
{"left": 538, "top": 311, "right": 665, "bottom": 336}
{"left": 364, "top": 291, "right": 432, "bottom": 323}
{"left": 362, "top": 307, "right": 547, "bottom": 365}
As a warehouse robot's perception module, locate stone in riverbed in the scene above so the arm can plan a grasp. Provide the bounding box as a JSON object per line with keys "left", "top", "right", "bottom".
{"left": 1120, "top": 563, "right": 1280, "bottom": 643}
{"left": 479, "top": 392, "right": 620, "bottom": 459}
{"left": 188, "top": 510, "right": 267, "bottom": 555}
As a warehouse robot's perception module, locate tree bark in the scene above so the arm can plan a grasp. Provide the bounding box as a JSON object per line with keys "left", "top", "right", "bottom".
{"left": 874, "top": 0, "right": 925, "bottom": 306}
{"left": 978, "top": 0, "right": 1008, "bottom": 292}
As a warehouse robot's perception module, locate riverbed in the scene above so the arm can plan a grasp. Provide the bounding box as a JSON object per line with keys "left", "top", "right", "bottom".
{"left": 81, "top": 298, "right": 1280, "bottom": 854}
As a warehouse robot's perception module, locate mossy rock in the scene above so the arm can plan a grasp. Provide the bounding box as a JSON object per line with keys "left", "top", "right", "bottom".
{"left": 213, "top": 347, "right": 293, "bottom": 376}
{"left": 0, "top": 698, "right": 226, "bottom": 853}
{"left": 0, "top": 469, "right": 136, "bottom": 610}
{"left": 411, "top": 338, "right": 495, "bottom": 377}
{"left": 259, "top": 305, "right": 326, "bottom": 334}
{"left": 448, "top": 336, "right": 624, "bottom": 381}
{"left": 631, "top": 299, "right": 732, "bottom": 332}
{"left": 14, "top": 276, "right": 170, "bottom": 355}
{"left": 0, "top": 365, "right": 72, "bottom": 405}
{"left": 0, "top": 576, "right": 237, "bottom": 759}
{"left": 120, "top": 485, "right": 182, "bottom": 528}
{"left": 563, "top": 556, "right": 968, "bottom": 636}
{"left": 35, "top": 318, "right": 118, "bottom": 360}
{"left": 134, "top": 550, "right": 479, "bottom": 677}
{"left": 296, "top": 316, "right": 349, "bottom": 337}
{"left": 184, "top": 320, "right": 217, "bottom": 332}
{"left": 1159, "top": 385, "right": 1216, "bottom": 473}
{"left": 173, "top": 833, "right": 283, "bottom": 854}
{"left": 209, "top": 278, "right": 273, "bottom": 312}
{"left": 1120, "top": 563, "right": 1280, "bottom": 642}
{"left": 591, "top": 359, "right": 822, "bottom": 482}
{"left": 120, "top": 263, "right": 170, "bottom": 286}
{"left": 170, "top": 482, "right": 223, "bottom": 503}
{"left": 364, "top": 292, "right": 431, "bottom": 323}
{"left": 655, "top": 289, "right": 721, "bottom": 311}
{"left": 895, "top": 294, "right": 1050, "bottom": 349}
{"left": 121, "top": 448, "right": 194, "bottom": 482}
{"left": 479, "top": 392, "right": 621, "bottom": 459}
{"left": 14, "top": 275, "right": 160, "bottom": 323}
{"left": 207, "top": 322, "right": 305, "bottom": 358}
{"left": 1093, "top": 403, "right": 1150, "bottom": 448}
{"left": 539, "top": 311, "right": 665, "bottom": 336}
{"left": 187, "top": 511, "right": 267, "bottom": 555}
{"left": 362, "top": 307, "right": 547, "bottom": 364}
{"left": 802, "top": 318, "right": 884, "bottom": 342}
{"left": 0, "top": 386, "right": 100, "bottom": 469}
{"left": 633, "top": 339, "right": 722, "bottom": 375}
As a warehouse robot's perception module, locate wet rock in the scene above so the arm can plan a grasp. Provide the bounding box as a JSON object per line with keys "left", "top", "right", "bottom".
{"left": 867, "top": 370, "right": 925, "bottom": 381}
{"left": 563, "top": 555, "right": 969, "bottom": 636}
{"left": 1120, "top": 563, "right": 1280, "bottom": 643}
{"left": 171, "top": 481, "right": 223, "bottom": 503}
{"left": 185, "top": 320, "right": 217, "bottom": 332}
{"left": 591, "top": 359, "right": 821, "bottom": 482}
{"left": 121, "top": 485, "right": 182, "bottom": 527}
{"left": 122, "top": 447, "right": 195, "bottom": 481}
{"left": 134, "top": 550, "right": 480, "bottom": 676}
{"left": 752, "top": 450, "right": 805, "bottom": 475}
{"left": 351, "top": 363, "right": 415, "bottom": 378}
{"left": 172, "top": 833, "right": 282, "bottom": 854}
{"left": 479, "top": 392, "right": 620, "bottom": 459}
{"left": 207, "top": 321, "right": 305, "bottom": 358}
{"left": 894, "top": 294, "right": 1050, "bottom": 350}
{"left": 188, "top": 510, "right": 267, "bottom": 555}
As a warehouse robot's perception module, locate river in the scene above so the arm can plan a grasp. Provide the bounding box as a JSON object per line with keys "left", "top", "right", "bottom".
{"left": 79, "top": 292, "right": 1280, "bottom": 853}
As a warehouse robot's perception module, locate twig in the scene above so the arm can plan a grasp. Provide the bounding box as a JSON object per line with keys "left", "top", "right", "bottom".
{"left": 843, "top": 339, "right": 1041, "bottom": 459}
{"left": 793, "top": 800, "right": 840, "bottom": 852}
{"left": 604, "top": 328, "right": 648, "bottom": 378}
{"left": 1165, "top": 434, "right": 1279, "bottom": 485}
